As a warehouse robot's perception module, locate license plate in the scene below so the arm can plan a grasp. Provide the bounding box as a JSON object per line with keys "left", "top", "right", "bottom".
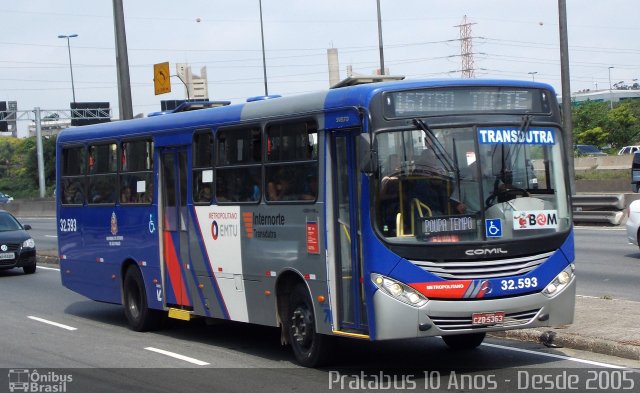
{"left": 0, "top": 252, "right": 15, "bottom": 260}
{"left": 472, "top": 311, "right": 505, "bottom": 326}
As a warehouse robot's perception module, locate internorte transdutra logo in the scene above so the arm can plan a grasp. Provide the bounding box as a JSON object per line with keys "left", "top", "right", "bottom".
{"left": 8, "top": 369, "right": 73, "bottom": 392}
{"left": 242, "top": 212, "right": 286, "bottom": 239}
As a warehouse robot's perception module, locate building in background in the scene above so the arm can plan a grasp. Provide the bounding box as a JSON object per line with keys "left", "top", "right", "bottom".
{"left": 569, "top": 87, "right": 640, "bottom": 105}
{"left": 176, "top": 64, "right": 209, "bottom": 100}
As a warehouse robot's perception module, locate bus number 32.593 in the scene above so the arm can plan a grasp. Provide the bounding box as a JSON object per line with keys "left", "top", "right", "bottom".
{"left": 59, "top": 218, "right": 77, "bottom": 232}
{"left": 501, "top": 277, "right": 538, "bottom": 291}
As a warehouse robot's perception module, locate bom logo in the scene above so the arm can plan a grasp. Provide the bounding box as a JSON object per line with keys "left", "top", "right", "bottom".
{"left": 513, "top": 210, "right": 558, "bottom": 230}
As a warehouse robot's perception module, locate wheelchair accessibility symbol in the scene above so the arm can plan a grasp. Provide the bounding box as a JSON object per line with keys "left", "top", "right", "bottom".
{"left": 485, "top": 219, "right": 502, "bottom": 238}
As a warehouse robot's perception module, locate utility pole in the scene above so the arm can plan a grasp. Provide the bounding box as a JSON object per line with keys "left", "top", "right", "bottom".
{"left": 113, "top": 0, "right": 134, "bottom": 120}
{"left": 376, "top": 0, "right": 385, "bottom": 75}
{"left": 558, "top": 0, "right": 575, "bottom": 194}
{"left": 34, "top": 108, "right": 46, "bottom": 198}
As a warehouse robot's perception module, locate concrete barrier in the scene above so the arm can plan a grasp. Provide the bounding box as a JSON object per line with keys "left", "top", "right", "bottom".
{"left": 571, "top": 193, "right": 640, "bottom": 225}
{"left": 1, "top": 199, "right": 55, "bottom": 217}
{"left": 532, "top": 155, "right": 634, "bottom": 171}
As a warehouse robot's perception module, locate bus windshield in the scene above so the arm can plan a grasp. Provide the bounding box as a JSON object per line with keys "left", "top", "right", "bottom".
{"left": 374, "top": 124, "right": 570, "bottom": 243}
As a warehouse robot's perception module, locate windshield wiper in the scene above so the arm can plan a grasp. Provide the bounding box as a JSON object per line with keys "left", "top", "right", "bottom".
{"left": 412, "top": 118, "right": 458, "bottom": 174}
{"left": 504, "top": 114, "right": 532, "bottom": 165}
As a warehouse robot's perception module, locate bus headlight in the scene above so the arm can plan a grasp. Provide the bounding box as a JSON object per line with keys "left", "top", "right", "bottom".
{"left": 22, "top": 238, "right": 35, "bottom": 249}
{"left": 543, "top": 265, "right": 574, "bottom": 297}
{"left": 371, "top": 273, "right": 428, "bottom": 308}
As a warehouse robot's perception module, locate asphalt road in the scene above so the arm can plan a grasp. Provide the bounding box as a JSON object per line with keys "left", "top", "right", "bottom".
{"left": 1, "top": 266, "right": 638, "bottom": 393}
{"left": 575, "top": 226, "right": 640, "bottom": 301}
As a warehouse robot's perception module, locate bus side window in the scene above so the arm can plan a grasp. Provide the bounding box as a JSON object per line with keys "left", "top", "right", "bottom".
{"left": 120, "top": 139, "right": 154, "bottom": 204}
{"left": 215, "top": 127, "right": 261, "bottom": 203}
{"left": 61, "top": 146, "right": 86, "bottom": 205}
{"left": 193, "top": 130, "right": 214, "bottom": 204}
{"left": 265, "top": 120, "right": 318, "bottom": 203}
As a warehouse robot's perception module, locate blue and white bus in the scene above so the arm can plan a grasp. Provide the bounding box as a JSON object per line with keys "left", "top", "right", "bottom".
{"left": 56, "top": 79, "right": 575, "bottom": 366}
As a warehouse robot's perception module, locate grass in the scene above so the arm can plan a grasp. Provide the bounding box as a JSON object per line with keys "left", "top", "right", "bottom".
{"left": 574, "top": 169, "right": 628, "bottom": 180}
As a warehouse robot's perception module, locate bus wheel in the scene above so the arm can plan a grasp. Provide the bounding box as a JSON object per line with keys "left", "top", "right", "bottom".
{"left": 442, "top": 332, "right": 486, "bottom": 350}
{"left": 123, "top": 266, "right": 163, "bottom": 332}
{"left": 287, "top": 283, "right": 330, "bottom": 367}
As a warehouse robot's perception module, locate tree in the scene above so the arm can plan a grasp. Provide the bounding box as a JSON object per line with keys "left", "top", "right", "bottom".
{"left": 574, "top": 126, "right": 609, "bottom": 147}
{"left": 0, "top": 136, "right": 57, "bottom": 198}
{"left": 572, "top": 100, "right": 609, "bottom": 143}
{"left": 571, "top": 100, "right": 640, "bottom": 149}
{"left": 606, "top": 102, "right": 640, "bottom": 148}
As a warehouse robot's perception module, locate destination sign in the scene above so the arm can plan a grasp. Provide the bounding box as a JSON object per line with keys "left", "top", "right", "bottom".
{"left": 384, "top": 87, "right": 550, "bottom": 118}
{"left": 418, "top": 215, "right": 477, "bottom": 237}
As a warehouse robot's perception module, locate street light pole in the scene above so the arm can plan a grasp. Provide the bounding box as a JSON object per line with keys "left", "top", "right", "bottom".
{"left": 608, "top": 66, "right": 614, "bottom": 109}
{"left": 528, "top": 71, "right": 538, "bottom": 82}
{"left": 58, "top": 34, "right": 78, "bottom": 103}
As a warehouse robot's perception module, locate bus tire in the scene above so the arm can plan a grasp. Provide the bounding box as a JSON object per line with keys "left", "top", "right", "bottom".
{"left": 442, "top": 332, "right": 486, "bottom": 350}
{"left": 287, "top": 283, "right": 330, "bottom": 367}
{"left": 123, "top": 266, "right": 163, "bottom": 332}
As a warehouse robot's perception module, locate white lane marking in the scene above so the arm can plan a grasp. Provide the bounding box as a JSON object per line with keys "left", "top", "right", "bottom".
{"left": 45, "top": 235, "right": 58, "bottom": 238}
{"left": 37, "top": 266, "right": 60, "bottom": 271}
{"left": 482, "top": 343, "right": 626, "bottom": 369}
{"left": 28, "top": 316, "right": 77, "bottom": 331}
{"left": 574, "top": 226, "right": 625, "bottom": 231}
{"left": 576, "top": 294, "right": 605, "bottom": 299}
{"left": 144, "top": 347, "right": 210, "bottom": 366}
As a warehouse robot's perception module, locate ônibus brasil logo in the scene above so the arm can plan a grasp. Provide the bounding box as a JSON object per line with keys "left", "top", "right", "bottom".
{"left": 8, "top": 369, "right": 73, "bottom": 392}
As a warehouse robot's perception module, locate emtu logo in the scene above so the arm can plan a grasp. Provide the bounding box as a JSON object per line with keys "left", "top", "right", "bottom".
{"left": 211, "top": 221, "right": 219, "bottom": 240}
{"left": 242, "top": 212, "right": 254, "bottom": 238}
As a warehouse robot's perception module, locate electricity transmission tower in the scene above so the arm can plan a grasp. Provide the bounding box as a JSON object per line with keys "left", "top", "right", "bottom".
{"left": 456, "top": 15, "right": 476, "bottom": 78}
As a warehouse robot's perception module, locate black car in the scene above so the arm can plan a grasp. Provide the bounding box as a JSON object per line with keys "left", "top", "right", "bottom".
{"left": 0, "top": 210, "right": 36, "bottom": 274}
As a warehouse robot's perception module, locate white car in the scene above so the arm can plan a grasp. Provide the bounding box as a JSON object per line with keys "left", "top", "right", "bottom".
{"left": 618, "top": 145, "right": 640, "bottom": 155}
{"left": 626, "top": 199, "right": 640, "bottom": 246}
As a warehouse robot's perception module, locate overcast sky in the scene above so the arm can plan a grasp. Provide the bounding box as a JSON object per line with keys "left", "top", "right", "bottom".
{"left": 1, "top": 0, "right": 638, "bottom": 126}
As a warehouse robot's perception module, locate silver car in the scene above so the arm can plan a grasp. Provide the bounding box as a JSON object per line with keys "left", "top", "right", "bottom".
{"left": 0, "top": 192, "right": 13, "bottom": 204}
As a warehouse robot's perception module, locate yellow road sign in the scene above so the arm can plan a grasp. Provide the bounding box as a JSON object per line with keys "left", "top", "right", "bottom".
{"left": 154, "top": 62, "right": 171, "bottom": 95}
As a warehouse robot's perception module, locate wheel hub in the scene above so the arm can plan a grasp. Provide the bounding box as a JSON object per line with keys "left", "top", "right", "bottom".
{"left": 291, "top": 307, "right": 312, "bottom": 347}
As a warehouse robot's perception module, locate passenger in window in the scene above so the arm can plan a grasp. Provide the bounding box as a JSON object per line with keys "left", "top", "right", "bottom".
{"left": 267, "top": 169, "right": 281, "bottom": 201}
{"left": 249, "top": 172, "right": 261, "bottom": 202}
{"left": 267, "top": 169, "right": 293, "bottom": 201}
{"left": 120, "top": 186, "right": 132, "bottom": 203}
{"left": 65, "top": 182, "right": 83, "bottom": 204}
{"left": 88, "top": 147, "right": 96, "bottom": 173}
{"left": 301, "top": 174, "right": 318, "bottom": 201}
{"left": 198, "top": 185, "right": 212, "bottom": 203}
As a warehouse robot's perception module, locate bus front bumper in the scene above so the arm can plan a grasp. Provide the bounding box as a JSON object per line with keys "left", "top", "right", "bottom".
{"left": 372, "top": 276, "right": 576, "bottom": 341}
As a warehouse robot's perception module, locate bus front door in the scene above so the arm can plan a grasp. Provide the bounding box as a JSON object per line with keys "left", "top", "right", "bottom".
{"left": 332, "top": 133, "right": 367, "bottom": 333}
{"left": 159, "top": 148, "right": 193, "bottom": 309}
